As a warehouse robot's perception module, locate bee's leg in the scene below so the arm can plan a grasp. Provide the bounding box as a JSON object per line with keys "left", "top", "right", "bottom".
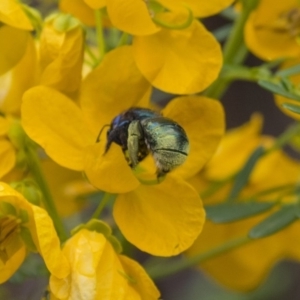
{"left": 127, "top": 120, "right": 143, "bottom": 168}
{"left": 122, "top": 148, "right": 132, "bottom": 166}
{"left": 156, "top": 169, "right": 168, "bottom": 182}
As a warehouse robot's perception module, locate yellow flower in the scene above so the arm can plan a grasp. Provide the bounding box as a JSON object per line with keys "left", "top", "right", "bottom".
{"left": 108, "top": 2, "right": 223, "bottom": 94}
{"left": 0, "top": 182, "right": 70, "bottom": 283}
{"left": 60, "top": 0, "right": 223, "bottom": 94}
{"left": 22, "top": 45, "right": 225, "bottom": 256}
{"left": 49, "top": 228, "right": 160, "bottom": 300}
{"left": 132, "top": 18, "right": 222, "bottom": 95}
{"left": 245, "top": 0, "right": 300, "bottom": 60}
{"left": 187, "top": 215, "right": 300, "bottom": 291}
{"left": 0, "top": 0, "right": 33, "bottom": 79}
{"left": 22, "top": 45, "right": 224, "bottom": 191}
{"left": 186, "top": 116, "right": 300, "bottom": 291}
{"left": 0, "top": 1, "right": 37, "bottom": 115}
{"left": 0, "top": 33, "right": 37, "bottom": 115}
{"left": 39, "top": 15, "right": 85, "bottom": 98}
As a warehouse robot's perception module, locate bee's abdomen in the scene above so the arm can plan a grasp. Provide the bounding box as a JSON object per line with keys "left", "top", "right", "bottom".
{"left": 141, "top": 117, "right": 189, "bottom": 174}
{"left": 141, "top": 117, "right": 189, "bottom": 154}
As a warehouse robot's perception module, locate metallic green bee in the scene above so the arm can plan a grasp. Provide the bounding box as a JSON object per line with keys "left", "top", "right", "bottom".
{"left": 99, "top": 107, "right": 189, "bottom": 178}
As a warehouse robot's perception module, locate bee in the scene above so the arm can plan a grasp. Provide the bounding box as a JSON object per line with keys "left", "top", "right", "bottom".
{"left": 97, "top": 107, "right": 189, "bottom": 179}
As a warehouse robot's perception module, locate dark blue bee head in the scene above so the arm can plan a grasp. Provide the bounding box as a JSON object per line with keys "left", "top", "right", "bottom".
{"left": 105, "top": 114, "right": 131, "bottom": 152}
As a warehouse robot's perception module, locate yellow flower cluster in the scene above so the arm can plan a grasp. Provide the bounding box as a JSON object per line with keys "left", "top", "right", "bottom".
{"left": 0, "top": 0, "right": 231, "bottom": 298}
{"left": 187, "top": 115, "right": 300, "bottom": 291}
{"left": 3, "top": 0, "right": 300, "bottom": 298}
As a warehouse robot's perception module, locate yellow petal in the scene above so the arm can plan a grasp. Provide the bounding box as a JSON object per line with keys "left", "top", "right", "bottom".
{"left": 31, "top": 205, "right": 70, "bottom": 279}
{"left": 106, "top": 0, "right": 160, "bottom": 35}
{"left": 39, "top": 22, "right": 64, "bottom": 70}
{"left": 114, "top": 176, "right": 205, "bottom": 256}
{"left": 0, "top": 139, "right": 16, "bottom": 179}
{"left": 50, "top": 229, "right": 105, "bottom": 299}
{"left": 40, "top": 23, "right": 84, "bottom": 96}
{"left": 96, "top": 234, "right": 130, "bottom": 299}
{"left": 159, "top": 0, "right": 235, "bottom": 17}
{"left": 83, "top": 0, "right": 106, "bottom": 9}
{"left": 204, "top": 114, "right": 264, "bottom": 180}
{"left": 59, "top": 0, "right": 96, "bottom": 27}
{"left": 22, "top": 86, "right": 94, "bottom": 170}
{"left": 0, "top": 246, "right": 26, "bottom": 283}
{"left": 163, "top": 96, "right": 225, "bottom": 179}
{"left": 133, "top": 20, "right": 222, "bottom": 94}
{"left": 0, "top": 25, "right": 29, "bottom": 76}
{"left": 0, "top": 117, "right": 9, "bottom": 136}
{"left": 0, "top": 34, "right": 37, "bottom": 114}
{"left": 80, "top": 45, "right": 151, "bottom": 131}
{"left": 0, "top": 0, "right": 33, "bottom": 30}
{"left": 250, "top": 150, "right": 300, "bottom": 190}
{"left": 120, "top": 255, "right": 160, "bottom": 300}
{"left": 84, "top": 141, "right": 140, "bottom": 193}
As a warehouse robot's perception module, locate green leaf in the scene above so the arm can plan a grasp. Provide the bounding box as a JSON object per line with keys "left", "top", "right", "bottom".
{"left": 258, "top": 80, "right": 300, "bottom": 101}
{"left": 205, "top": 201, "right": 276, "bottom": 223}
{"left": 260, "top": 57, "right": 287, "bottom": 69}
{"left": 276, "top": 64, "right": 300, "bottom": 77}
{"left": 52, "top": 13, "right": 80, "bottom": 32}
{"left": 249, "top": 205, "right": 297, "bottom": 239}
{"left": 107, "top": 236, "right": 123, "bottom": 254}
{"left": 227, "top": 146, "right": 265, "bottom": 201}
{"left": 282, "top": 103, "right": 300, "bottom": 114}
{"left": 21, "top": 4, "right": 43, "bottom": 34}
{"left": 71, "top": 219, "right": 112, "bottom": 237}
{"left": 86, "top": 219, "right": 112, "bottom": 236}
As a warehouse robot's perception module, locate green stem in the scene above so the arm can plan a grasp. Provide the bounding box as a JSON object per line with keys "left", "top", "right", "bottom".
{"left": 222, "top": 4, "right": 254, "bottom": 65}
{"left": 94, "top": 9, "right": 106, "bottom": 62}
{"left": 147, "top": 236, "right": 250, "bottom": 279}
{"left": 92, "top": 192, "right": 113, "bottom": 219}
{"left": 232, "top": 42, "right": 248, "bottom": 65}
{"left": 204, "top": 0, "right": 259, "bottom": 99}
{"left": 117, "top": 32, "right": 129, "bottom": 47}
{"left": 25, "top": 141, "right": 68, "bottom": 242}
{"left": 85, "top": 44, "right": 98, "bottom": 67}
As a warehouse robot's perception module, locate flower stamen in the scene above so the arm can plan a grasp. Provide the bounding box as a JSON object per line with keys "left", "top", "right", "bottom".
{"left": 0, "top": 216, "right": 20, "bottom": 255}
{"left": 257, "top": 7, "right": 300, "bottom": 37}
